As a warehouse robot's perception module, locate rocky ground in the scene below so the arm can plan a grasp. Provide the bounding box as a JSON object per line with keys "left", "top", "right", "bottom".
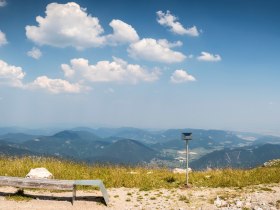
{"left": 0, "top": 184, "right": 279, "bottom": 209}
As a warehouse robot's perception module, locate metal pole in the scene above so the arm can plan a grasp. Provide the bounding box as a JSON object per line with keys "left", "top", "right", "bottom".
{"left": 186, "top": 140, "right": 189, "bottom": 186}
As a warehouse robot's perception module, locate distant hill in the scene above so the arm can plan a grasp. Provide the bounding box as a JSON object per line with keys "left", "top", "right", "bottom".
{"left": 1, "top": 127, "right": 280, "bottom": 168}
{"left": 21, "top": 130, "right": 109, "bottom": 160}
{"left": 253, "top": 135, "right": 280, "bottom": 145}
{"left": 0, "top": 141, "right": 38, "bottom": 156}
{"left": 191, "top": 144, "right": 280, "bottom": 170}
{"left": 0, "top": 133, "right": 39, "bottom": 143}
{"left": 153, "top": 129, "right": 249, "bottom": 150}
{"left": 87, "top": 139, "right": 158, "bottom": 164}
{"left": 20, "top": 130, "right": 157, "bottom": 164}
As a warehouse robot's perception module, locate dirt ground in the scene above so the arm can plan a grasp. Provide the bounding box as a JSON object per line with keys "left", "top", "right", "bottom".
{"left": 0, "top": 184, "right": 280, "bottom": 209}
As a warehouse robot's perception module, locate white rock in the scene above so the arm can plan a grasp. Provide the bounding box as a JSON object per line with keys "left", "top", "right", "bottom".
{"left": 236, "top": 200, "right": 243, "bottom": 208}
{"left": 26, "top": 168, "right": 53, "bottom": 179}
{"left": 172, "top": 168, "right": 192, "bottom": 174}
{"left": 214, "top": 196, "right": 227, "bottom": 207}
{"left": 253, "top": 207, "right": 263, "bottom": 210}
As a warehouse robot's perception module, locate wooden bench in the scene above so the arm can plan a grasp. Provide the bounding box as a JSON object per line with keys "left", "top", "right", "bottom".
{"left": 0, "top": 176, "right": 109, "bottom": 205}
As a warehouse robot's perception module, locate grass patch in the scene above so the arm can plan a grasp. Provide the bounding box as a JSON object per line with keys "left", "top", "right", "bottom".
{"left": 259, "top": 187, "right": 273, "bottom": 192}
{"left": 276, "top": 200, "right": 280, "bottom": 209}
{"left": 5, "top": 189, "right": 33, "bottom": 202}
{"left": 0, "top": 156, "right": 280, "bottom": 189}
{"left": 178, "top": 195, "right": 190, "bottom": 203}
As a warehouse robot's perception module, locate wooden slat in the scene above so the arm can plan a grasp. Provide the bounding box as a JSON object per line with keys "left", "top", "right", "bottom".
{"left": 0, "top": 176, "right": 74, "bottom": 190}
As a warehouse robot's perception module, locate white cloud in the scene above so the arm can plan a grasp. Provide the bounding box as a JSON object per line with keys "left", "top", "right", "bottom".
{"left": 197, "top": 51, "right": 221, "bottom": 62}
{"left": 170, "top": 69, "right": 196, "bottom": 84}
{"left": 25, "top": 2, "right": 105, "bottom": 49}
{"left": 28, "top": 76, "right": 84, "bottom": 94}
{"left": 157, "top": 39, "right": 182, "bottom": 48}
{"left": 61, "top": 57, "right": 160, "bottom": 84}
{"left": 128, "top": 38, "right": 186, "bottom": 63}
{"left": 0, "top": 0, "right": 7, "bottom": 7}
{"left": 25, "top": 3, "right": 140, "bottom": 49}
{"left": 27, "top": 47, "right": 42, "bottom": 59}
{"left": 0, "top": 59, "right": 87, "bottom": 94}
{"left": 156, "top": 10, "right": 199, "bottom": 36}
{"left": 0, "top": 30, "right": 8, "bottom": 46}
{"left": 106, "top": 19, "right": 139, "bottom": 45}
{"left": 0, "top": 60, "right": 25, "bottom": 87}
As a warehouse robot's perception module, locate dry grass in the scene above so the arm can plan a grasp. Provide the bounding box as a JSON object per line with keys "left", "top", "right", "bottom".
{"left": 0, "top": 156, "right": 280, "bottom": 189}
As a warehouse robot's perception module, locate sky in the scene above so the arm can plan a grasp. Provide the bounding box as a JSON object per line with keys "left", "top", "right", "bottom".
{"left": 0, "top": 0, "right": 280, "bottom": 134}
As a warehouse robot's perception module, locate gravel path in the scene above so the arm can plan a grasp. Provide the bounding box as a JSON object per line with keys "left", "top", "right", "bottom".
{"left": 0, "top": 184, "right": 279, "bottom": 209}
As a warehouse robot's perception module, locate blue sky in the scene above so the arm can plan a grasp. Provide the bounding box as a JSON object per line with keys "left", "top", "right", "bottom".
{"left": 0, "top": 0, "right": 280, "bottom": 134}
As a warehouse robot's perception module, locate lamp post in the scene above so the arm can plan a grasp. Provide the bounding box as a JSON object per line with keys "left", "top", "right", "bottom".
{"left": 182, "top": 132, "right": 192, "bottom": 187}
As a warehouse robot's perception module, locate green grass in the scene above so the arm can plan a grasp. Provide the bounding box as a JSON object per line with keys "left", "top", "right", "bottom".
{"left": 0, "top": 156, "right": 280, "bottom": 189}
{"left": 178, "top": 195, "right": 190, "bottom": 203}
{"left": 5, "top": 189, "right": 33, "bottom": 202}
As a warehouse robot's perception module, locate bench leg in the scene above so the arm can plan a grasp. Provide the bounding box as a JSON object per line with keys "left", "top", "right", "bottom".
{"left": 72, "top": 185, "right": 76, "bottom": 205}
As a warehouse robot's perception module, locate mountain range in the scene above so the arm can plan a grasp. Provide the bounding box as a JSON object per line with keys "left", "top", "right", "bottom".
{"left": 0, "top": 127, "right": 280, "bottom": 168}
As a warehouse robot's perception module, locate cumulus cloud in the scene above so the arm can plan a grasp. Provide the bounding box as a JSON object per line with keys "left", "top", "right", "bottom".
{"left": 25, "top": 3, "right": 139, "bottom": 49}
{"left": 61, "top": 57, "right": 160, "bottom": 84}
{"left": 25, "top": 2, "right": 105, "bottom": 49}
{"left": 28, "top": 76, "right": 84, "bottom": 94}
{"left": 156, "top": 10, "right": 199, "bottom": 36}
{"left": 27, "top": 47, "right": 42, "bottom": 59}
{"left": 197, "top": 51, "right": 221, "bottom": 62}
{"left": 128, "top": 38, "right": 186, "bottom": 63}
{"left": 170, "top": 69, "right": 196, "bottom": 83}
{"left": 0, "top": 59, "right": 87, "bottom": 94}
{"left": 0, "top": 60, "right": 25, "bottom": 87}
{"left": 0, "top": 30, "right": 8, "bottom": 46}
{"left": 106, "top": 19, "right": 139, "bottom": 45}
{"left": 0, "top": 0, "right": 7, "bottom": 7}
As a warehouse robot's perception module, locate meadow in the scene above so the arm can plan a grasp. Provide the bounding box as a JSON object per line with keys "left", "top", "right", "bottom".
{"left": 0, "top": 156, "right": 280, "bottom": 190}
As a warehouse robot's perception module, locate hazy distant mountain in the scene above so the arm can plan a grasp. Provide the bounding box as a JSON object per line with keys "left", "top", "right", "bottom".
{"left": 0, "top": 133, "right": 39, "bottom": 143}
{"left": 19, "top": 130, "right": 157, "bottom": 164}
{"left": 191, "top": 144, "right": 280, "bottom": 170}
{"left": 253, "top": 135, "right": 280, "bottom": 145}
{"left": 0, "top": 127, "right": 60, "bottom": 136}
{"left": 1, "top": 127, "right": 280, "bottom": 167}
{"left": 84, "top": 139, "right": 158, "bottom": 164}
{"left": 21, "top": 130, "right": 109, "bottom": 159}
{"left": 0, "top": 141, "right": 38, "bottom": 156}
{"left": 153, "top": 129, "right": 250, "bottom": 150}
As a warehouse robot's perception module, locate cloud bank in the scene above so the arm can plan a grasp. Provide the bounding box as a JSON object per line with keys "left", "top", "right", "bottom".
{"left": 61, "top": 57, "right": 160, "bottom": 84}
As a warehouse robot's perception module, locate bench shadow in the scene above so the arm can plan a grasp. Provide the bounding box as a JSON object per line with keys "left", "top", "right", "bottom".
{"left": 0, "top": 191, "right": 106, "bottom": 206}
